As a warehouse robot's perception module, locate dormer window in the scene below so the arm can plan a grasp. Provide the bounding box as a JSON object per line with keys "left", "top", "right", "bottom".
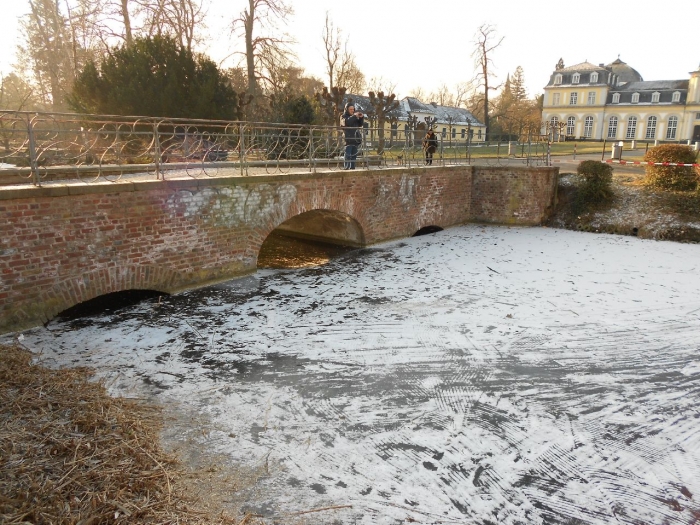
{"left": 590, "top": 72, "right": 599, "bottom": 83}
{"left": 572, "top": 73, "right": 580, "bottom": 84}
{"left": 631, "top": 93, "right": 639, "bottom": 103}
{"left": 651, "top": 92, "right": 660, "bottom": 103}
{"left": 672, "top": 91, "right": 681, "bottom": 103}
{"left": 612, "top": 93, "right": 620, "bottom": 104}
{"left": 554, "top": 74, "right": 562, "bottom": 85}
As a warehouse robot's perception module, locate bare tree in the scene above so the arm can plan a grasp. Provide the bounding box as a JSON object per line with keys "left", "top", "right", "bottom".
{"left": 408, "top": 86, "right": 425, "bottom": 100}
{"left": 231, "top": 0, "right": 294, "bottom": 115}
{"left": 315, "top": 85, "right": 346, "bottom": 125}
{"left": 322, "top": 12, "right": 365, "bottom": 94}
{"left": 20, "top": 0, "right": 80, "bottom": 108}
{"left": 367, "top": 76, "right": 397, "bottom": 96}
{"left": 472, "top": 24, "right": 503, "bottom": 139}
{"left": 429, "top": 84, "right": 455, "bottom": 106}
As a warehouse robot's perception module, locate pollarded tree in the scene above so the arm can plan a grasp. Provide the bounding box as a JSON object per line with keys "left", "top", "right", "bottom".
{"left": 69, "top": 36, "right": 240, "bottom": 120}
{"left": 316, "top": 85, "right": 347, "bottom": 125}
{"left": 367, "top": 91, "right": 399, "bottom": 154}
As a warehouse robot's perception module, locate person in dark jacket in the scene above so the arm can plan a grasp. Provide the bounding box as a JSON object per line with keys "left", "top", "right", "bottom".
{"left": 423, "top": 128, "right": 438, "bottom": 165}
{"left": 340, "top": 103, "right": 364, "bottom": 170}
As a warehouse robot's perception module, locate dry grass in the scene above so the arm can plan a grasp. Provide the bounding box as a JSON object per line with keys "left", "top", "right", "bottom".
{"left": 0, "top": 343, "right": 259, "bottom": 525}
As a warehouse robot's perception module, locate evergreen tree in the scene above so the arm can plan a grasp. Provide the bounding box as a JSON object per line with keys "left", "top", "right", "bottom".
{"left": 69, "top": 36, "right": 240, "bottom": 120}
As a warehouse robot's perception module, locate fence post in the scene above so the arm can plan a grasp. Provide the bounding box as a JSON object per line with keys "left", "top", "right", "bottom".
{"left": 239, "top": 122, "right": 245, "bottom": 176}
{"left": 153, "top": 120, "right": 161, "bottom": 180}
{"left": 27, "top": 116, "right": 39, "bottom": 186}
{"left": 547, "top": 140, "right": 552, "bottom": 167}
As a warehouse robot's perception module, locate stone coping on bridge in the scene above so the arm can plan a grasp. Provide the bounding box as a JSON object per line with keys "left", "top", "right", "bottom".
{"left": 0, "top": 164, "right": 557, "bottom": 201}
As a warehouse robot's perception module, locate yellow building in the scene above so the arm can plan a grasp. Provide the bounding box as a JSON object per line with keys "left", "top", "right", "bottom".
{"left": 542, "top": 59, "right": 700, "bottom": 144}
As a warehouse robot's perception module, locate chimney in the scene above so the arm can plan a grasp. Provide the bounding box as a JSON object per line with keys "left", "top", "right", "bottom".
{"left": 430, "top": 102, "right": 437, "bottom": 107}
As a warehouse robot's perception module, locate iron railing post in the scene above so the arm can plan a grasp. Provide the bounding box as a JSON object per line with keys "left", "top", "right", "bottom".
{"left": 239, "top": 122, "right": 245, "bottom": 176}
{"left": 27, "top": 116, "right": 39, "bottom": 186}
{"left": 153, "top": 120, "right": 162, "bottom": 179}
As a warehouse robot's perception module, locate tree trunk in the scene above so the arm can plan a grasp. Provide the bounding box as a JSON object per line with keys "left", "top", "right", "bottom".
{"left": 120, "top": 0, "right": 133, "bottom": 47}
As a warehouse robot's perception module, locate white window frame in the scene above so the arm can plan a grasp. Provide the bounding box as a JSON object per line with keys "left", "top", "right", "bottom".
{"left": 552, "top": 93, "right": 561, "bottom": 106}
{"left": 651, "top": 92, "right": 660, "bottom": 103}
{"left": 584, "top": 116, "right": 593, "bottom": 138}
{"left": 608, "top": 116, "right": 618, "bottom": 139}
{"left": 666, "top": 116, "right": 678, "bottom": 139}
{"left": 645, "top": 116, "right": 657, "bottom": 139}
{"left": 631, "top": 93, "right": 639, "bottom": 103}
{"left": 590, "top": 72, "right": 599, "bottom": 83}
{"left": 570, "top": 92, "right": 578, "bottom": 105}
{"left": 672, "top": 91, "right": 681, "bottom": 103}
{"left": 587, "top": 91, "right": 596, "bottom": 105}
{"left": 612, "top": 93, "right": 620, "bottom": 104}
{"left": 554, "top": 74, "right": 562, "bottom": 85}
{"left": 572, "top": 73, "right": 580, "bottom": 84}
{"left": 626, "top": 116, "right": 637, "bottom": 139}
{"left": 567, "top": 116, "right": 575, "bottom": 136}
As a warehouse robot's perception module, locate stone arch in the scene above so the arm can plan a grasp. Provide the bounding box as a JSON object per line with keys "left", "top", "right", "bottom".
{"left": 39, "top": 265, "right": 181, "bottom": 323}
{"left": 413, "top": 225, "right": 444, "bottom": 236}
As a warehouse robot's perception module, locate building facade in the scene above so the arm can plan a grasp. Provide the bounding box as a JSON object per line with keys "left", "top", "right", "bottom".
{"left": 542, "top": 59, "right": 700, "bottom": 143}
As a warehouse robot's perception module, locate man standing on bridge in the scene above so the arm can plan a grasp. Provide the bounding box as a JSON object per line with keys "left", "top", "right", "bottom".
{"left": 341, "top": 103, "right": 364, "bottom": 170}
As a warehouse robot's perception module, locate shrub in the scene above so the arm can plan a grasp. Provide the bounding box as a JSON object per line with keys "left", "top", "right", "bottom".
{"left": 575, "top": 160, "right": 614, "bottom": 206}
{"left": 643, "top": 144, "right": 699, "bottom": 191}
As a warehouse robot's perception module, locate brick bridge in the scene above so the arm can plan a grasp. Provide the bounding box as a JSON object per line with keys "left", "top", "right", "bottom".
{"left": 0, "top": 165, "right": 558, "bottom": 333}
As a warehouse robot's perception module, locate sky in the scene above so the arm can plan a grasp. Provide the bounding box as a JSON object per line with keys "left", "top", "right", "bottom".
{"left": 2, "top": 0, "right": 699, "bottom": 100}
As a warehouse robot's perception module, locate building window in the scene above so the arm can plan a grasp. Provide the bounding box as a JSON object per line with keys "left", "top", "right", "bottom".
{"left": 442, "top": 127, "right": 446, "bottom": 136}
{"left": 554, "top": 74, "right": 562, "bottom": 85}
{"left": 608, "top": 116, "right": 618, "bottom": 138}
{"left": 552, "top": 93, "right": 560, "bottom": 106}
{"left": 590, "top": 72, "right": 599, "bottom": 83}
{"left": 461, "top": 128, "right": 465, "bottom": 138}
{"left": 666, "top": 116, "right": 678, "bottom": 139}
{"left": 477, "top": 129, "right": 482, "bottom": 139}
{"left": 672, "top": 91, "right": 681, "bottom": 103}
{"left": 567, "top": 116, "right": 575, "bottom": 136}
{"left": 696, "top": 112, "right": 700, "bottom": 120}
{"left": 451, "top": 128, "right": 456, "bottom": 138}
{"left": 584, "top": 116, "right": 593, "bottom": 138}
{"left": 626, "top": 116, "right": 637, "bottom": 139}
{"left": 652, "top": 92, "right": 660, "bottom": 103}
{"left": 572, "top": 73, "right": 580, "bottom": 84}
{"left": 570, "top": 92, "right": 578, "bottom": 105}
{"left": 645, "top": 116, "right": 657, "bottom": 139}
{"left": 587, "top": 91, "right": 596, "bottom": 105}
{"left": 612, "top": 93, "right": 620, "bottom": 104}
{"left": 631, "top": 93, "right": 639, "bottom": 103}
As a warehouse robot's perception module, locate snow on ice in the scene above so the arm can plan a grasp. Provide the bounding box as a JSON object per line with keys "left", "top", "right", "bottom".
{"left": 7, "top": 224, "right": 700, "bottom": 524}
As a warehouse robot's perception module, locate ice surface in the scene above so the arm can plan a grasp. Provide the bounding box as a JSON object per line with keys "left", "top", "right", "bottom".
{"left": 8, "top": 224, "right": 700, "bottom": 524}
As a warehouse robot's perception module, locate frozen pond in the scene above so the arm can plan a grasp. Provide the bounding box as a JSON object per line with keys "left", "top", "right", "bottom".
{"left": 9, "top": 225, "right": 700, "bottom": 524}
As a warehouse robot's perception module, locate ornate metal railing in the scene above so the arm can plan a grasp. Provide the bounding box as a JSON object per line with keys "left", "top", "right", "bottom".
{"left": 0, "top": 110, "right": 552, "bottom": 186}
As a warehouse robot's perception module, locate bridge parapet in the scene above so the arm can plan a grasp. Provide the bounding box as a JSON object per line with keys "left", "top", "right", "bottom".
{"left": 0, "top": 165, "right": 557, "bottom": 334}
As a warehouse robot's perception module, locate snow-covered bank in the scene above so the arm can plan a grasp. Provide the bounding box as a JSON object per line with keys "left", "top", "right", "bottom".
{"left": 8, "top": 225, "right": 700, "bottom": 524}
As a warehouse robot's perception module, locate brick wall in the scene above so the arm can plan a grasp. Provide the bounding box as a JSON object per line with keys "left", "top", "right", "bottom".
{"left": 0, "top": 165, "right": 557, "bottom": 333}
{"left": 470, "top": 166, "right": 559, "bottom": 225}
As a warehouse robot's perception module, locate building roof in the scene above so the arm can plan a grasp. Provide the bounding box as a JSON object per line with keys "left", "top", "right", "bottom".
{"left": 343, "top": 94, "right": 484, "bottom": 126}
{"left": 605, "top": 58, "right": 643, "bottom": 83}
{"left": 612, "top": 80, "right": 688, "bottom": 92}
{"left": 559, "top": 61, "right": 606, "bottom": 72}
